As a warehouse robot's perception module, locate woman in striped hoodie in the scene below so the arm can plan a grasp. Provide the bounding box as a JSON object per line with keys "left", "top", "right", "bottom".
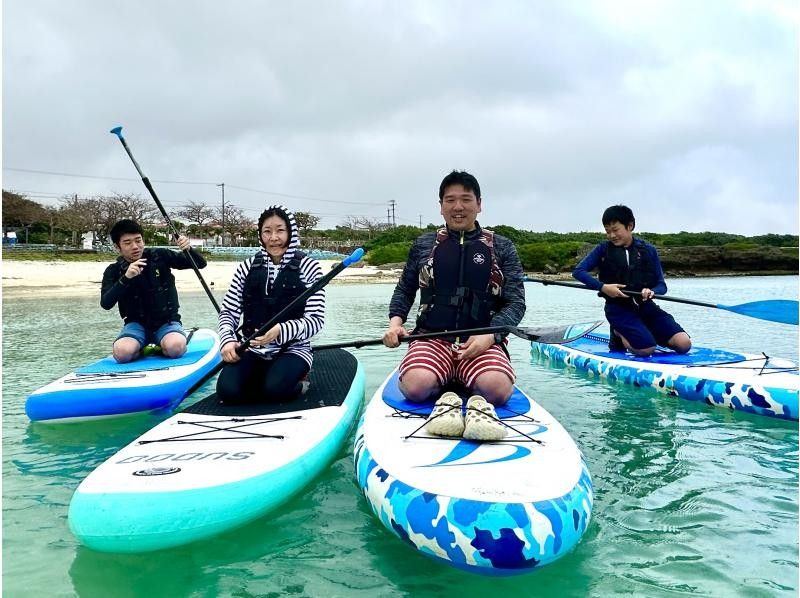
{"left": 216, "top": 204, "right": 325, "bottom": 403}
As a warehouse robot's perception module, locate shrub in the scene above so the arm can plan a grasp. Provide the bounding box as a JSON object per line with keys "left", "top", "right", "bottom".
{"left": 366, "top": 242, "right": 413, "bottom": 265}
{"left": 517, "top": 241, "right": 584, "bottom": 271}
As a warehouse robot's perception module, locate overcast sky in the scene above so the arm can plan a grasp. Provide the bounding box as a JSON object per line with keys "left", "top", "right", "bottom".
{"left": 3, "top": 0, "right": 798, "bottom": 234}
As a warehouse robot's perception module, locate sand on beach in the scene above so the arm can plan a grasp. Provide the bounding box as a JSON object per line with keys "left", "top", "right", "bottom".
{"left": 2, "top": 259, "right": 400, "bottom": 298}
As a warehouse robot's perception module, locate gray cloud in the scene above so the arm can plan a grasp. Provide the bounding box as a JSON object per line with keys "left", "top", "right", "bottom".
{"left": 3, "top": 0, "right": 797, "bottom": 233}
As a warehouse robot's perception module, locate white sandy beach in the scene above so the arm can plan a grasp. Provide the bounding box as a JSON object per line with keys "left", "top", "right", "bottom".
{"left": 2, "top": 259, "right": 400, "bottom": 298}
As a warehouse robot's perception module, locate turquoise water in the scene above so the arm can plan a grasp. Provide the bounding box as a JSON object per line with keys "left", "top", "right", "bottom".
{"left": 3, "top": 276, "right": 798, "bottom": 597}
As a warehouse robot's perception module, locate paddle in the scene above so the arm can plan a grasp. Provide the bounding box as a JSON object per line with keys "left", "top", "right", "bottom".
{"left": 313, "top": 320, "right": 603, "bottom": 351}
{"left": 110, "top": 126, "right": 221, "bottom": 313}
{"left": 526, "top": 277, "right": 799, "bottom": 326}
{"left": 186, "top": 248, "right": 365, "bottom": 393}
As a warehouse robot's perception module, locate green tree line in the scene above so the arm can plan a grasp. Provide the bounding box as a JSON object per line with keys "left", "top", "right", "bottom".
{"left": 5, "top": 190, "right": 796, "bottom": 272}
{"left": 361, "top": 225, "right": 798, "bottom": 270}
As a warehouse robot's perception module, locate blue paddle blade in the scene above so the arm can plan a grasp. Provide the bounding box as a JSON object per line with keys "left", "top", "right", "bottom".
{"left": 343, "top": 247, "right": 364, "bottom": 266}
{"left": 110, "top": 126, "right": 123, "bottom": 137}
{"left": 720, "top": 300, "right": 799, "bottom": 326}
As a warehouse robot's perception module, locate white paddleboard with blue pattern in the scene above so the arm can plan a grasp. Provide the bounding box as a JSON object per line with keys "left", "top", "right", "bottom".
{"left": 532, "top": 330, "right": 798, "bottom": 420}
{"left": 355, "top": 369, "right": 592, "bottom": 576}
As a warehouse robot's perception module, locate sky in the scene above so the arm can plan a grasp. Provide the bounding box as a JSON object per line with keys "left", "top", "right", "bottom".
{"left": 3, "top": 0, "right": 798, "bottom": 234}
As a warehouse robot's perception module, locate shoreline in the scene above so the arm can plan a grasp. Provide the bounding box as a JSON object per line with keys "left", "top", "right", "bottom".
{"left": 1, "top": 260, "right": 400, "bottom": 299}
{"left": 1, "top": 260, "right": 795, "bottom": 299}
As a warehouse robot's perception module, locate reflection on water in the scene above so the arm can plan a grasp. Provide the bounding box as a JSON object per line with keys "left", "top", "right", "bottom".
{"left": 3, "top": 277, "right": 798, "bottom": 597}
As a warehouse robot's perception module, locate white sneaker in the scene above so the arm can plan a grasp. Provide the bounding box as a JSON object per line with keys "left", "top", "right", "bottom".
{"left": 424, "top": 392, "right": 465, "bottom": 437}
{"left": 463, "top": 395, "right": 507, "bottom": 441}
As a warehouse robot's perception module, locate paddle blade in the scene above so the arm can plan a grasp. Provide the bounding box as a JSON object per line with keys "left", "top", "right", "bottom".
{"left": 516, "top": 320, "right": 602, "bottom": 344}
{"left": 720, "top": 300, "right": 799, "bottom": 326}
{"left": 343, "top": 247, "right": 365, "bottom": 266}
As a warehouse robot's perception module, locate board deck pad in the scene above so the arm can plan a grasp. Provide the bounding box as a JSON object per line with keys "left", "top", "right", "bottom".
{"left": 566, "top": 332, "right": 796, "bottom": 370}
{"left": 380, "top": 370, "right": 530, "bottom": 418}
{"left": 184, "top": 349, "right": 358, "bottom": 416}
{"left": 75, "top": 333, "right": 216, "bottom": 374}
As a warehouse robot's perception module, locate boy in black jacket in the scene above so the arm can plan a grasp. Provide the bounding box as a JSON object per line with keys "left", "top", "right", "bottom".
{"left": 101, "top": 219, "right": 207, "bottom": 363}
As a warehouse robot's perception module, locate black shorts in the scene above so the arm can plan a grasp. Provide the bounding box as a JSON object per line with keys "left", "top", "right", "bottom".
{"left": 605, "top": 300, "right": 686, "bottom": 350}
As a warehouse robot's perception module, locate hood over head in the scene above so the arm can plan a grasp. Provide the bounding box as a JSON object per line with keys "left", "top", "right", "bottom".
{"left": 258, "top": 204, "right": 300, "bottom": 266}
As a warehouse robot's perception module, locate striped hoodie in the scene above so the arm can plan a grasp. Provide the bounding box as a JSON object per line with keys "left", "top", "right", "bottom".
{"left": 217, "top": 204, "right": 325, "bottom": 368}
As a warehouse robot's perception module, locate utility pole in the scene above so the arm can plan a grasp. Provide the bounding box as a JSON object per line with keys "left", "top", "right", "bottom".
{"left": 216, "top": 183, "right": 225, "bottom": 246}
{"left": 387, "top": 208, "right": 391, "bottom": 227}
{"left": 419, "top": 214, "right": 422, "bottom": 228}
{"left": 389, "top": 199, "right": 396, "bottom": 227}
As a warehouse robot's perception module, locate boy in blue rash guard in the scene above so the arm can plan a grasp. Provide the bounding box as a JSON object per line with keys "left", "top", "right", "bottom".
{"left": 573, "top": 205, "right": 691, "bottom": 357}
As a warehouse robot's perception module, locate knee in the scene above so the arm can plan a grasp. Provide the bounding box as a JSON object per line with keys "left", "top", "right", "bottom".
{"left": 671, "top": 334, "right": 692, "bottom": 354}
{"left": 399, "top": 369, "right": 440, "bottom": 403}
{"left": 630, "top": 346, "right": 655, "bottom": 357}
{"left": 215, "top": 370, "right": 240, "bottom": 403}
{"left": 113, "top": 339, "right": 140, "bottom": 363}
{"left": 161, "top": 334, "right": 187, "bottom": 358}
{"left": 472, "top": 372, "right": 513, "bottom": 406}
{"left": 263, "top": 377, "right": 298, "bottom": 400}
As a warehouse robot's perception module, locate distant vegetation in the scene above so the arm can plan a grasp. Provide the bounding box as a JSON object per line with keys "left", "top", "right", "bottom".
{"left": 3, "top": 190, "right": 797, "bottom": 272}
{"left": 360, "top": 225, "right": 798, "bottom": 272}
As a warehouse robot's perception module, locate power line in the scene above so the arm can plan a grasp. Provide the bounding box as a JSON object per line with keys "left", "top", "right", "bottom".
{"left": 225, "top": 184, "right": 374, "bottom": 206}
{"left": 4, "top": 166, "right": 376, "bottom": 206}
{"left": 4, "top": 167, "right": 393, "bottom": 225}
{"left": 4, "top": 166, "right": 215, "bottom": 185}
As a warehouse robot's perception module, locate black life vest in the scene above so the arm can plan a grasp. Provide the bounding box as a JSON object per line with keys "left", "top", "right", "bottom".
{"left": 416, "top": 228, "right": 503, "bottom": 332}
{"left": 241, "top": 250, "right": 307, "bottom": 337}
{"left": 116, "top": 249, "right": 179, "bottom": 328}
{"left": 598, "top": 240, "right": 657, "bottom": 300}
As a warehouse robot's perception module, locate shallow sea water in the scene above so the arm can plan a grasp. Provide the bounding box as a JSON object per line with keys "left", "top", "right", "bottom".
{"left": 3, "top": 275, "right": 798, "bottom": 597}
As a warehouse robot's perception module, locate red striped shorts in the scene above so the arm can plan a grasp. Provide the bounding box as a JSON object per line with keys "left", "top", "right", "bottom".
{"left": 398, "top": 338, "right": 515, "bottom": 388}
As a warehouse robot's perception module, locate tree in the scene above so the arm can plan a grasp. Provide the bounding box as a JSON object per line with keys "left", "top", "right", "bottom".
{"left": 2, "top": 190, "right": 47, "bottom": 243}
{"left": 174, "top": 201, "right": 215, "bottom": 232}
{"left": 42, "top": 206, "right": 59, "bottom": 244}
{"left": 102, "top": 193, "right": 160, "bottom": 241}
{"left": 57, "top": 195, "right": 99, "bottom": 246}
{"left": 214, "top": 203, "right": 254, "bottom": 245}
{"left": 340, "top": 216, "right": 390, "bottom": 239}
{"left": 294, "top": 211, "right": 320, "bottom": 237}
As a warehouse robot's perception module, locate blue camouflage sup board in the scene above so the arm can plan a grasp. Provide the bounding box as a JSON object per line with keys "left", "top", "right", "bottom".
{"left": 25, "top": 328, "right": 222, "bottom": 423}
{"left": 531, "top": 330, "right": 798, "bottom": 421}
{"left": 355, "top": 369, "right": 592, "bottom": 576}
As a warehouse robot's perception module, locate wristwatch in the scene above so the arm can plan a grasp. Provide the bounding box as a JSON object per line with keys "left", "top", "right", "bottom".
{"left": 493, "top": 332, "right": 505, "bottom": 344}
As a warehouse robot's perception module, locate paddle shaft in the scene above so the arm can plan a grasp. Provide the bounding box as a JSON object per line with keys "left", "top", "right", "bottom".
{"left": 314, "top": 326, "right": 511, "bottom": 351}
{"left": 525, "top": 277, "right": 716, "bottom": 307}
{"left": 110, "top": 127, "right": 221, "bottom": 313}
{"left": 528, "top": 277, "right": 798, "bottom": 326}
{"left": 187, "top": 248, "right": 364, "bottom": 393}
{"left": 314, "top": 320, "right": 602, "bottom": 351}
